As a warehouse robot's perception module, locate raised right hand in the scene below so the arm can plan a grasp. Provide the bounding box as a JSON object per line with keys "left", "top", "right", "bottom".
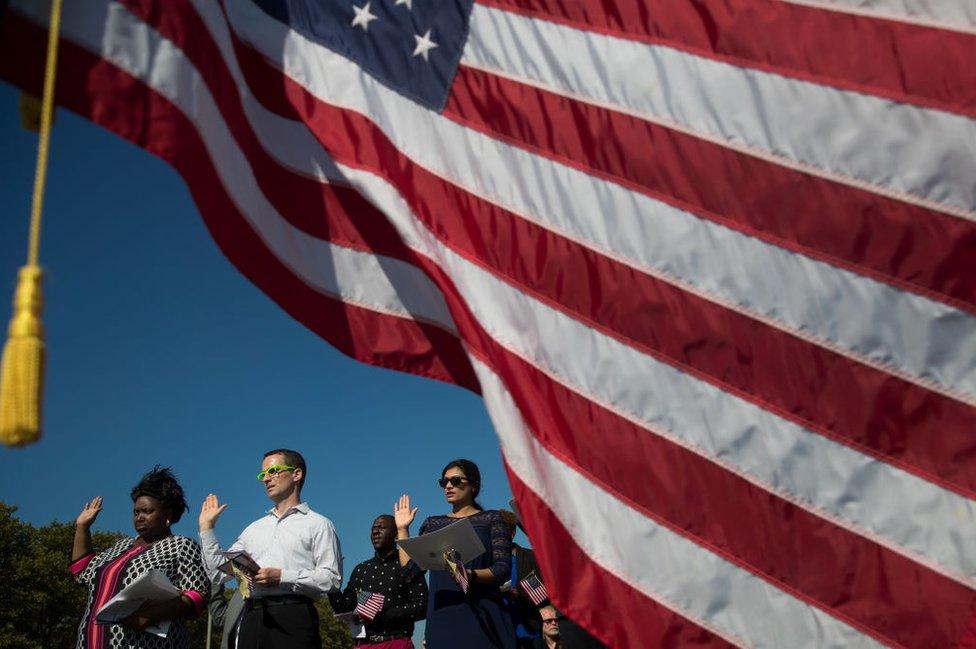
{"left": 199, "top": 493, "right": 228, "bottom": 531}
{"left": 75, "top": 497, "right": 103, "bottom": 528}
{"left": 394, "top": 493, "right": 418, "bottom": 531}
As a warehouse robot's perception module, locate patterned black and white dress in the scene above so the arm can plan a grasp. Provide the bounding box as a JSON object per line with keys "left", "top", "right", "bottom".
{"left": 69, "top": 535, "right": 209, "bottom": 649}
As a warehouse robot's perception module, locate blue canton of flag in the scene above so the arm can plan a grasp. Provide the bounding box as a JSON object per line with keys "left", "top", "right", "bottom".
{"left": 251, "top": 0, "right": 475, "bottom": 110}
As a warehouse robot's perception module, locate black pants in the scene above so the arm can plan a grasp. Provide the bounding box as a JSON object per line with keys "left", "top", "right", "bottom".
{"left": 237, "top": 599, "right": 321, "bottom": 649}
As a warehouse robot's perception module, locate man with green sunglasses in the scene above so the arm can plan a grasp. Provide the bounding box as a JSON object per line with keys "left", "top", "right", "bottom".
{"left": 198, "top": 448, "right": 343, "bottom": 649}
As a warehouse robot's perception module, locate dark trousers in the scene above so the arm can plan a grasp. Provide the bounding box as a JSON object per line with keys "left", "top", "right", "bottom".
{"left": 237, "top": 599, "right": 321, "bottom": 649}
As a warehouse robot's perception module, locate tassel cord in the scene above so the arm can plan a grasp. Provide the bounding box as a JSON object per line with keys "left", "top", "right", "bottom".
{"left": 27, "top": 0, "right": 63, "bottom": 266}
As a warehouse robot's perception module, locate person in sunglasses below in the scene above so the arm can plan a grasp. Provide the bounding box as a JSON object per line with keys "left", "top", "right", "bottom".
{"left": 395, "top": 459, "right": 517, "bottom": 649}
{"left": 535, "top": 606, "right": 605, "bottom": 649}
{"left": 533, "top": 606, "right": 562, "bottom": 649}
{"left": 198, "top": 449, "right": 343, "bottom": 649}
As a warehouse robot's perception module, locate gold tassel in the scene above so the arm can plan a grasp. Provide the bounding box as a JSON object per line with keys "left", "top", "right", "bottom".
{"left": 0, "top": 265, "right": 45, "bottom": 446}
{"left": 2, "top": 0, "right": 61, "bottom": 446}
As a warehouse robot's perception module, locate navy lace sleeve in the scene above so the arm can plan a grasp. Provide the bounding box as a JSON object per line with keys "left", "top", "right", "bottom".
{"left": 486, "top": 510, "right": 512, "bottom": 585}
{"left": 400, "top": 517, "right": 430, "bottom": 580}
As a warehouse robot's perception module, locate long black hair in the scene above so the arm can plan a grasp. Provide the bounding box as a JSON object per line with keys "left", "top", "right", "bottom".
{"left": 442, "top": 458, "right": 484, "bottom": 511}
{"left": 130, "top": 466, "right": 188, "bottom": 524}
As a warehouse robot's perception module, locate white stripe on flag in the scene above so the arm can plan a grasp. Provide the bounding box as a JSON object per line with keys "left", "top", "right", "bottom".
{"left": 471, "top": 355, "right": 886, "bottom": 649}
{"left": 219, "top": 0, "right": 976, "bottom": 407}
{"left": 463, "top": 3, "right": 976, "bottom": 218}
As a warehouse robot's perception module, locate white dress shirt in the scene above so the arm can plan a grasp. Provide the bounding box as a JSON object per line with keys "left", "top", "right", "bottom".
{"left": 201, "top": 502, "right": 343, "bottom": 599}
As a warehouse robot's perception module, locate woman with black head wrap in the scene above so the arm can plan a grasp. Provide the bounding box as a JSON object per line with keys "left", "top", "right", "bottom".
{"left": 70, "top": 466, "right": 209, "bottom": 649}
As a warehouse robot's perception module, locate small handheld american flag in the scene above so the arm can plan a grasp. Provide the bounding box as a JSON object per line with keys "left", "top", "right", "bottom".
{"left": 354, "top": 591, "right": 385, "bottom": 621}
{"left": 519, "top": 572, "right": 548, "bottom": 606}
{"left": 444, "top": 548, "right": 469, "bottom": 594}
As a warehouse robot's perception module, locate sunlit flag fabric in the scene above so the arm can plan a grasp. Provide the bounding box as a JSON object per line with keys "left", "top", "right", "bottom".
{"left": 354, "top": 590, "right": 385, "bottom": 621}
{"left": 519, "top": 572, "right": 548, "bottom": 607}
{"left": 2, "top": 0, "right": 976, "bottom": 646}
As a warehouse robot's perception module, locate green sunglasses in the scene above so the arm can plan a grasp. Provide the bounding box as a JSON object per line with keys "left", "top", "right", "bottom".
{"left": 256, "top": 464, "right": 297, "bottom": 481}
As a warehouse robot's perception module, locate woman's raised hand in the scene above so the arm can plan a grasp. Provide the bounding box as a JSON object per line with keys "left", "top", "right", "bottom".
{"left": 75, "top": 497, "right": 103, "bottom": 528}
{"left": 394, "top": 493, "right": 418, "bottom": 531}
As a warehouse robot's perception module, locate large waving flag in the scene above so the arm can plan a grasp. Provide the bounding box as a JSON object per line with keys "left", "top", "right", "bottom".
{"left": 3, "top": 1, "right": 975, "bottom": 646}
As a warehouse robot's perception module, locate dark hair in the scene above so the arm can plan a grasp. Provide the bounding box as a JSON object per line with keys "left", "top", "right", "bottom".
{"left": 499, "top": 509, "right": 518, "bottom": 536}
{"left": 264, "top": 448, "right": 307, "bottom": 490}
{"left": 442, "top": 459, "right": 483, "bottom": 510}
{"left": 130, "top": 466, "right": 188, "bottom": 524}
{"left": 374, "top": 514, "right": 395, "bottom": 525}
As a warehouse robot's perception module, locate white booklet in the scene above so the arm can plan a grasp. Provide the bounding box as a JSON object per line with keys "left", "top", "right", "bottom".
{"left": 94, "top": 569, "right": 181, "bottom": 638}
{"left": 335, "top": 611, "right": 366, "bottom": 639}
{"left": 396, "top": 517, "right": 486, "bottom": 571}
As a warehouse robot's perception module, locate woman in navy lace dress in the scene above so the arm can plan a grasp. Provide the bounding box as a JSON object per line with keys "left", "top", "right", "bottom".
{"left": 395, "top": 459, "right": 516, "bottom": 649}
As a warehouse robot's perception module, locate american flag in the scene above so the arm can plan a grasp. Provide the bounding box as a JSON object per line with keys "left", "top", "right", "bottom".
{"left": 3, "top": 0, "right": 975, "bottom": 647}
{"left": 445, "top": 548, "right": 470, "bottom": 594}
{"left": 519, "top": 572, "right": 548, "bottom": 607}
{"left": 354, "top": 590, "right": 385, "bottom": 621}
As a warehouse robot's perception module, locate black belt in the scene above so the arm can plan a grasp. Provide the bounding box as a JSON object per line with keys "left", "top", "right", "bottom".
{"left": 245, "top": 594, "right": 313, "bottom": 609}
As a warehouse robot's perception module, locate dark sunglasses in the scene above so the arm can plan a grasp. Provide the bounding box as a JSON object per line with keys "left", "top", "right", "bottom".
{"left": 438, "top": 476, "right": 471, "bottom": 488}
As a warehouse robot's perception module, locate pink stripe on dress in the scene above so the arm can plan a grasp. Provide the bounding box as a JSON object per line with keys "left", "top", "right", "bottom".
{"left": 181, "top": 589, "right": 205, "bottom": 618}
{"left": 69, "top": 553, "right": 95, "bottom": 577}
{"left": 87, "top": 544, "right": 145, "bottom": 649}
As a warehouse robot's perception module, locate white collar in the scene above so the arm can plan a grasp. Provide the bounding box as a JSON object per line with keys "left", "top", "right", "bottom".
{"left": 267, "top": 501, "right": 310, "bottom": 518}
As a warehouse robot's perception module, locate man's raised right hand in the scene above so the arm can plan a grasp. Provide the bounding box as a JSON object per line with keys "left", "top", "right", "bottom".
{"left": 199, "top": 493, "right": 228, "bottom": 531}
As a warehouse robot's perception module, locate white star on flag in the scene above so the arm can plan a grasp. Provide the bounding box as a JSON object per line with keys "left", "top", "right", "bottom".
{"left": 350, "top": 2, "right": 377, "bottom": 31}
{"left": 412, "top": 29, "right": 437, "bottom": 62}
{"left": 395, "top": 0, "right": 412, "bottom": 9}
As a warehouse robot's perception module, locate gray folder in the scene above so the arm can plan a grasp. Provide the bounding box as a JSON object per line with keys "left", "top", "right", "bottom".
{"left": 397, "top": 517, "right": 486, "bottom": 570}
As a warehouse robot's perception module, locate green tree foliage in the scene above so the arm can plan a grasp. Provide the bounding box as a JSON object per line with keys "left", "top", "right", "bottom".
{"left": 0, "top": 502, "right": 122, "bottom": 649}
{"left": 316, "top": 598, "right": 354, "bottom": 649}
{"left": 0, "top": 502, "right": 352, "bottom": 648}
{"left": 185, "top": 606, "right": 221, "bottom": 648}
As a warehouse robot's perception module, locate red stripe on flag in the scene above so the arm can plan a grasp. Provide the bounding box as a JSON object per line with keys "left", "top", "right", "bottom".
{"left": 476, "top": 0, "right": 976, "bottom": 118}
{"left": 219, "top": 35, "right": 976, "bottom": 496}
{"left": 445, "top": 64, "right": 976, "bottom": 313}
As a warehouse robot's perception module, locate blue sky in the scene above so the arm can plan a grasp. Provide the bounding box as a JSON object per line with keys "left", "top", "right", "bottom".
{"left": 0, "top": 80, "right": 525, "bottom": 621}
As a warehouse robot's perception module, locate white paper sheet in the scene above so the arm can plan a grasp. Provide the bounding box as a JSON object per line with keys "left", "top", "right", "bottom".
{"left": 94, "top": 569, "right": 181, "bottom": 637}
